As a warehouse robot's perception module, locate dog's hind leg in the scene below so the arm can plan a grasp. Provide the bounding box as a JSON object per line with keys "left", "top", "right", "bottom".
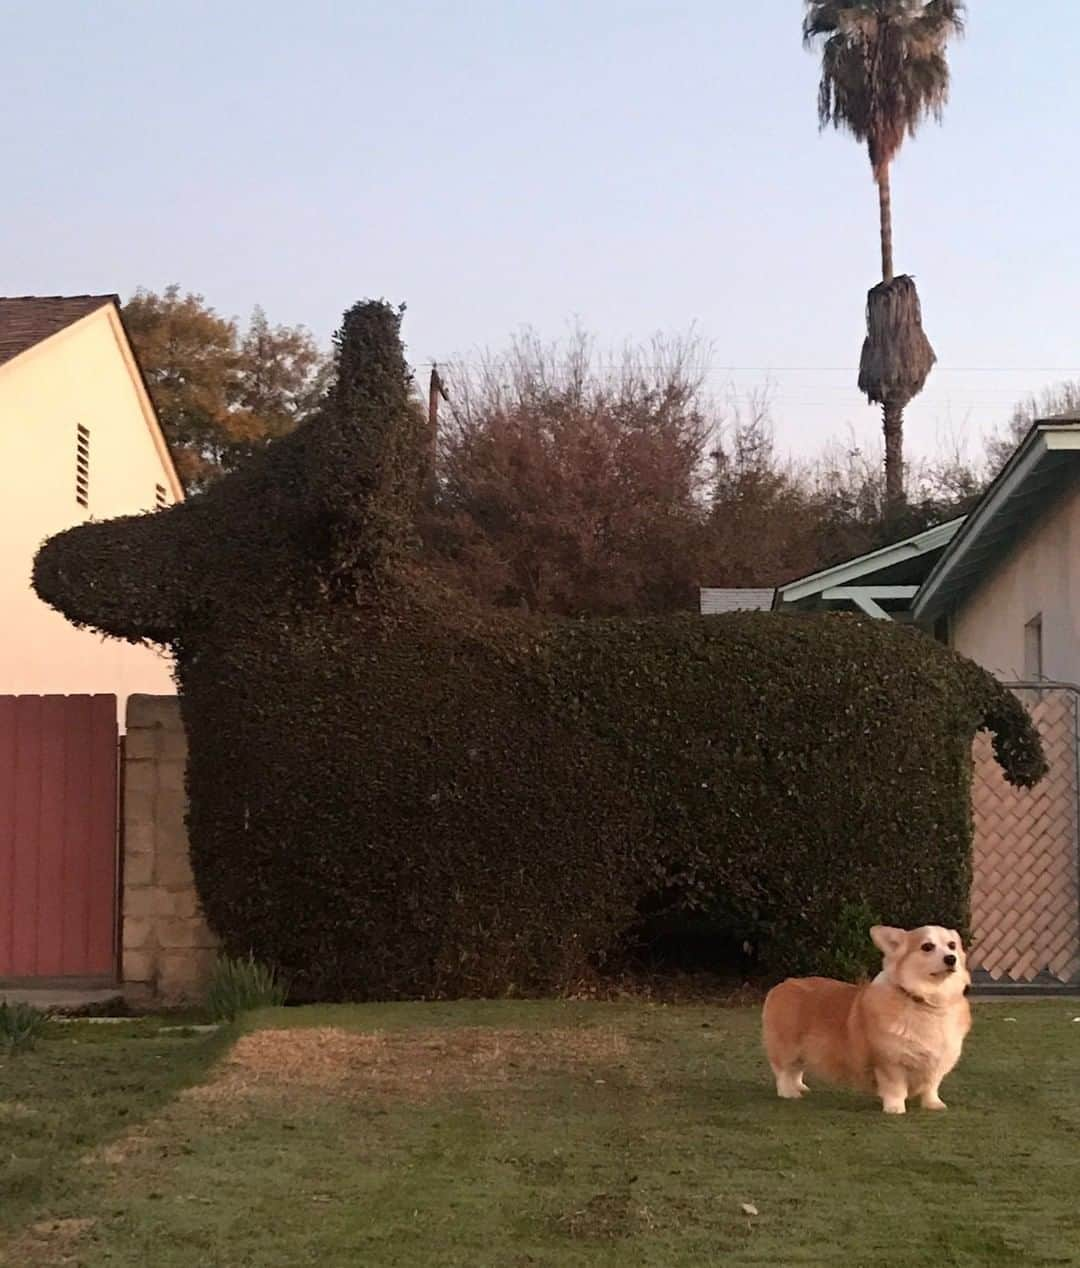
{"left": 762, "top": 991, "right": 810, "bottom": 1099}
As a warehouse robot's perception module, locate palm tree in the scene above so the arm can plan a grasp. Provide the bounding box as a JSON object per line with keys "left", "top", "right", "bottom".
{"left": 803, "top": 0, "right": 965, "bottom": 510}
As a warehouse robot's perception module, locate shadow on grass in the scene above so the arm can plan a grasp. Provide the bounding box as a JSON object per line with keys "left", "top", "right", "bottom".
{"left": 0, "top": 1019, "right": 233, "bottom": 1233}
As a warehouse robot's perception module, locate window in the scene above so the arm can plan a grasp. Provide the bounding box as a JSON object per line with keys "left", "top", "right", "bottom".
{"left": 75, "top": 424, "right": 90, "bottom": 507}
{"left": 154, "top": 483, "right": 167, "bottom": 511}
{"left": 1024, "top": 613, "right": 1043, "bottom": 680}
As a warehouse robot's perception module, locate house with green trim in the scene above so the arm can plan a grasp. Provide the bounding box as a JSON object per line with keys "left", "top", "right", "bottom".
{"left": 701, "top": 413, "right": 1080, "bottom": 684}
{"left": 702, "top": 414, "right": 1080, "bottom": 990}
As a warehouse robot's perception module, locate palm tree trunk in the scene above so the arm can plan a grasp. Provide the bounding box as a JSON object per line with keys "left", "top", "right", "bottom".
{"left": 877, "top": 165, "right": 894, "bottom": 283}
{"left": 882, "top": 401, "right": 904, "bottom": 511}
{"left": 877, "top": 160, "right": 901, "bottom": 511}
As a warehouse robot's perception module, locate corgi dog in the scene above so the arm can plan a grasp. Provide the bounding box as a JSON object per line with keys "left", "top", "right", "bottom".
{"left": 761, "top": 925, "right": 972, "bottom": 1114}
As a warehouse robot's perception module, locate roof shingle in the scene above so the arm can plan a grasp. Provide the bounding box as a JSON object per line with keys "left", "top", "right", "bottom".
{"left": 0, "top": 294, "right": 117, "bottom": 369}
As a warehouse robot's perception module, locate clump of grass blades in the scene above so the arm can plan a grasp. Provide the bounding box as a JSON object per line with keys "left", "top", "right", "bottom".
{"left": 206, "top": 953, "right": 288, "bottom": 1021}
{"left": 0, "top": 1001, "right": 48, "bottom": 1053}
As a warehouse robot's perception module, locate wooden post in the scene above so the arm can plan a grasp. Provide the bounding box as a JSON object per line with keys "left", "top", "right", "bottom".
{"left": 427, "top": 365, "right": 447, "bottom": 498}
{"left": 428, "top": 365, "right": 442, "bottom": 465}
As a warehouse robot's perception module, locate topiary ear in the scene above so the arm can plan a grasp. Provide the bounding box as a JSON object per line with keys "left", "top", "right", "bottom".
{"left": 304, "top": 300, "right": 426, "bottom": 592}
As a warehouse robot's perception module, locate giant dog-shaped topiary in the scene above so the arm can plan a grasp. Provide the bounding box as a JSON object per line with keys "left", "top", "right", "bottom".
{"left": 34, "top": 302, "right": 1046, "bottom": 999}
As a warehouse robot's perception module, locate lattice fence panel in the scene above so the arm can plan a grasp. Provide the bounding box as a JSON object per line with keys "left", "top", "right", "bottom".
{"left": 970, "top": 687, "right": 1080, "bottom": 984}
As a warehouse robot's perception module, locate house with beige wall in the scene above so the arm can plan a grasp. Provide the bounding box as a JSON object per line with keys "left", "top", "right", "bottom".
{"left": 699, "top": 415, "right": 1080, "bottom": 989}
{"left": 0, "top": 295, "right": 184, "bottom": 714}
{"left": 914, "top": 415, "right": 1080, "bottom": 682}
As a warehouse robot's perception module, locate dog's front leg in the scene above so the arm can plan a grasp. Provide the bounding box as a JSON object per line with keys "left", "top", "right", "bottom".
{"left": 921, "top": 1038, "right": 963, "bottom": 1110}
{"left": 874, "top": 1066, "right": 909, "bottom": 1114}
{"left": 919, "top": 1070, "right": 948, "bottom": 1110}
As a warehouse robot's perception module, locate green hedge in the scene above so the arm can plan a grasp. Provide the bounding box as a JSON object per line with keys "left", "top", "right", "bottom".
{"left": 32, "top": 301, "right": 1046, "bottom": 998}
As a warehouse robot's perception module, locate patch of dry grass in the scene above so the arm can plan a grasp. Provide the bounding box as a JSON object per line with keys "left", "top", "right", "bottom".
{"left": 184, "top": 1024, "right": 632, "bottom": 1105}
{"left": 81, "top": 1127, "right": 155, "bottom": 1169}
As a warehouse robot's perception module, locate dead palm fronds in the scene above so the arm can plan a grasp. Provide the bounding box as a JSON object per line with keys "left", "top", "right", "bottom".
{"left": 803, "top": 0, "right": 964, "bottom": 508}
{"left": 858, "top": 275, "right": 937, "bottom": 493}
{"left": 858, "top": 276, "right": 936, "bottom": 408}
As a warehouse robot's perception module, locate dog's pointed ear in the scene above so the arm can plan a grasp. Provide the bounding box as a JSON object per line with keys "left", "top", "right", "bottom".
{"left": 870, "top": 926, "right": 907, "bottom": 956}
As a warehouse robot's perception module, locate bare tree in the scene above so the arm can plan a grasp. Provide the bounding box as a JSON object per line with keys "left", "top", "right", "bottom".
{"left": 425, "top": 327, "right": 715, "bottom": 615}
{"left": 802, "top": 424, "right": 981, "bottom": 566}
{"left": 423, "top": 325, "right": 983, "bottom": 613}
{"left": 702, "top": 387, "right": 824, "bottom": 586}
{"left": 985, "top": 381, "right": 1080, "bottom": 476}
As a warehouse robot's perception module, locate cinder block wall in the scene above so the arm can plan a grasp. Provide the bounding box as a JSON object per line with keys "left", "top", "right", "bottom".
{"left": 122, "top": 695, "right": 218, "bottom": 1003}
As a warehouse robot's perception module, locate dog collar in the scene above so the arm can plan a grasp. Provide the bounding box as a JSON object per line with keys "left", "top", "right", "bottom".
{"left": 885, "top": 979, "right": 937, "bottom": 1008}
{"left": 896, "top": 984, "right": 932, "bottom": 1006}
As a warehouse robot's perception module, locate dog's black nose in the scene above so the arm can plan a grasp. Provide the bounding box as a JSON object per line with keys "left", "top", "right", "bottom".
{"left": 944, "top": 954, "right": 957, "bottom": 968}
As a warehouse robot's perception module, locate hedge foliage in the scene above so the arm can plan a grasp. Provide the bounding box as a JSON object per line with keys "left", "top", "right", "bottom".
{"left": 33, "top": 301, "right": 1047, "bottom": 998}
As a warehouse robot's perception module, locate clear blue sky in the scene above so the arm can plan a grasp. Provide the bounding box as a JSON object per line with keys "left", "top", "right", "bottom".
{"left": 7, "top": 0, "right": 1079, "bottom": 463}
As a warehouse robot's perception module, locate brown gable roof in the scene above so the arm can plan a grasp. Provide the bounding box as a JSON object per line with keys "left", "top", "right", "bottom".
{"left": 0, "top": 294, "right": 117, "bottom": 369}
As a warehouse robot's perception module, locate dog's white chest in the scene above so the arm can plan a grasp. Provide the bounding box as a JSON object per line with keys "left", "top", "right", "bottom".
{"left": 884, "top": 1005, "right": 963, "bottom": 1073}
{"left": 886, "top": 1012, "right": 940, "bottom": 1064}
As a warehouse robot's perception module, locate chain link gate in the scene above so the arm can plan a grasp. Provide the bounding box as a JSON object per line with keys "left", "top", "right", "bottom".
{"left": 970, "top": 683, "right": 1080, "bottom": 989}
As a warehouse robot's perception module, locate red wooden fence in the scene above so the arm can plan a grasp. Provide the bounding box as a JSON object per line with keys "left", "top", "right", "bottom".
{"left": 0, "top": 695, "right": 119, "bottom": 982}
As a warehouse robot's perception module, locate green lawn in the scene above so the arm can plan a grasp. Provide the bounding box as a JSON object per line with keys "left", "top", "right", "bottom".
{"left": 2, "top": 1000, "right": 1078, "bottom": 1266}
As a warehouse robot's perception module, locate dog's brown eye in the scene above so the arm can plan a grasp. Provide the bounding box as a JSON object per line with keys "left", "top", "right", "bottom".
{"left": 947, "top": 941, "right": 956, "bottom": 951}
{"left": 921, "top": 942, "right": 935, "bottom": 952}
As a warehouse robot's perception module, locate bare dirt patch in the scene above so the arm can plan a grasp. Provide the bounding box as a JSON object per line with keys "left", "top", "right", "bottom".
{"left": 184, "top": 1025, "right": 633, "bottom": 1105}
{"left": 0, "top": 1101, "right": 36, "bottom": 1122}
{"left": 557, "top": 1192, "right": 656, "bottom": 1241}
{"left": 2, "top": 1217, "right": 97, "bottom": 1266}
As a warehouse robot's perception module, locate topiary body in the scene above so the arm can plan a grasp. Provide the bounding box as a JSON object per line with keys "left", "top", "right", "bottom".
{"left": 32, "top": 301, "right": 1046, "bottom": 999}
